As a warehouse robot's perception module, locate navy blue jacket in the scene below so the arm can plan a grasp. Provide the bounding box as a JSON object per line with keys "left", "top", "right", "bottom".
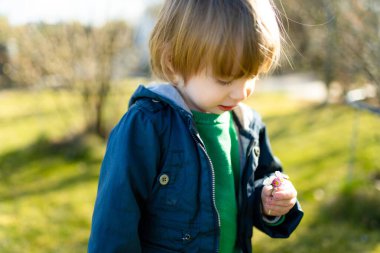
{"left": 88, "top": 84, "right": 303, "bottom": 253}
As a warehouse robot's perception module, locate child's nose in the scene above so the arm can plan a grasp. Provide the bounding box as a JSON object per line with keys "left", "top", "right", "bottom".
{"left": 230, "top": 79, "right": 255, "bottom": 101}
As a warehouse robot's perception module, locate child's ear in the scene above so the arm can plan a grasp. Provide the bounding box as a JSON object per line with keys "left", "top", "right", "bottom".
{"left": 173, "top": 74, "right": 185, "bottom": 87}
{"left": 166, "top": 57, "right": 185, "bottom": 86}
{"left": 162, "top": 46, "right": 185, "bottom": 86}
{"left": 163, "top": 53, "right": 183, "bottom": 86}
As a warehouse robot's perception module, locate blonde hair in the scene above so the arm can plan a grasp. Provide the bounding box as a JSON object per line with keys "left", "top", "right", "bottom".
{"left": 149, "top": 0, "right": 281, "bottom": 83}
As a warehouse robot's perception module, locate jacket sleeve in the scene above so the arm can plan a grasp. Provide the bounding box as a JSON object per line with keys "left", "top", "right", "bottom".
{"left": 88, "top": 106, "right": 161, "bottom": 252}
{"left": 252, "top": 123, "right": 303, "bottom": 238}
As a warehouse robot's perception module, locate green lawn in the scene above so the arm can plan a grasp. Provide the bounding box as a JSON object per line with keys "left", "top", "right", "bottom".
{"left": 248, "top": 94, "right": 380, "bottom": 253}
{"left": 0, "top": 82, "right": 379, "bottom": 252}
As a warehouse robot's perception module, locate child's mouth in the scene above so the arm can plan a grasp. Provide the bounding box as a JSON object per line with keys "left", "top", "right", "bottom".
{"left": 218, "top": 105, "right": 236, "bottom": 111}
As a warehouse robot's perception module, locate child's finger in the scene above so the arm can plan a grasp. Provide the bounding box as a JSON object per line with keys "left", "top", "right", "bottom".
{"left": 272, "top": 189, "right": 297, "bottom": 200}
{"left": 262, "top": 202, "right": 293, "bottom": 216}
{"left": 272, "top": 181, "right": 297, "bottom": 199}
{"left": 262, "top": 185, "right": 274, "bottom": 197}
{"left": 270, "top": 198, "right": 297, "bottom": 208}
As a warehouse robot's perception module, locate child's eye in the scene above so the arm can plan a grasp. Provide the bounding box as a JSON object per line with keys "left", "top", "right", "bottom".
{"left": 217, "top": 79, "right": 233, "bottom": 86}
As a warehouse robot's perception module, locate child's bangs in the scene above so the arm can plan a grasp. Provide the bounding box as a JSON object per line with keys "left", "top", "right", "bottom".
{"left": 206, "top": 16, "right": 276, "bottom": 81}
{"left": 207, "top": 32, "right": 260, "bottom": 81}
{"left": 203, "top": 0, "right": 280, "bottom": 81}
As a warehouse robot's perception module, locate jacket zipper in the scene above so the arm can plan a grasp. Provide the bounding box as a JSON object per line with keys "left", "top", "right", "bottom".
{"left": 236, "top": 128, "right": 255, "bottom": 253}
{"left": 189, "top": 125, "right": 221, "bottom": 253}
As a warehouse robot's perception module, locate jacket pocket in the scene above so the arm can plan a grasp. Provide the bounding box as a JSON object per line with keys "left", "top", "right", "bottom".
{"left": 140, "top": 217, "right": 199, "bottom": 253}
{"left": 150, "top": 150, "right": 186, "bottom": 210}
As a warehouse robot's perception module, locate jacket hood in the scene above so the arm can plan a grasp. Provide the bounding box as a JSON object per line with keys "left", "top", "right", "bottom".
{"left": 129, "top": 84, "right": 192, "bottom": 114}
{"left": 129, "top": 84, "right": 260, "bottom": 131}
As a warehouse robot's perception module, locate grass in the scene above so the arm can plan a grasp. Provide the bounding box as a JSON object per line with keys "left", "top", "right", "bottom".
{"left": 0, "top": 82, "right": 379, "bottom": 252}
{"left": 248, "top": 94, "right": 380, "bottom": 253}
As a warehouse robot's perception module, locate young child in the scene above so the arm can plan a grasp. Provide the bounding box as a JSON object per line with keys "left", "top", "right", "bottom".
{"left": 88, "top": 0, "right": 303, "bottom": 252}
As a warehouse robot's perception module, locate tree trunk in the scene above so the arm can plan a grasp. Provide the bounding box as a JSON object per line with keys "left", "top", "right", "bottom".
{"left": 322, "top": 0, "right": 337, "bottom": 104}
{"left": 93, "top": 80, "right": 110, "bottom": 139}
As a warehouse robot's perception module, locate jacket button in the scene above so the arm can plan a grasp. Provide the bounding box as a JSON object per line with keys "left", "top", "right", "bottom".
{"left": 159, "top": 174, "right": 169, "bottom": 185}
{"left": 182, "top": 233, "right": 192, "bottom": 241}
{"left": 254, "top": 146, "right": 260, "bottom": 157}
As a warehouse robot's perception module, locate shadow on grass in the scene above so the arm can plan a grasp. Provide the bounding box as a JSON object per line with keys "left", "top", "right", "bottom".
{"left": 320, "top": 181, "right": 380, "bottom": 230}
{"left": 254, "top": 104, "right": 380, "bottom": 253}
{"left": 265, "top": 104, "right": 350, "bottom": 141}
{"left": 0, "top": 132, "right": 103, "bottom": 201}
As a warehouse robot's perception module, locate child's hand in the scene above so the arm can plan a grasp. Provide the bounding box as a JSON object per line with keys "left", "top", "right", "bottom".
{"left": 261, "top": 176, "right": 297, "bottom": 217}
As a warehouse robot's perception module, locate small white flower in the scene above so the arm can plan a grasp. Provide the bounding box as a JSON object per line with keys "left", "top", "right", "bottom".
{"left": 263, "top": 176, "right": 276, "bottom": 186}
{"left": 263, "top": 171, "right": 290, "bottom": 188}
{"left": 275, "top": 171, "right": 289, "bottom": 179}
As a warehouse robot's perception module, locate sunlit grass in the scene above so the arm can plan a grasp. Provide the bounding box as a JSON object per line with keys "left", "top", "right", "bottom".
{"left": 0, "top": 89, "right": 85, "bottom": 154}
{"left": 0, "top": 83, "right": 379, "bottom": 252}
{"left": 249, "top": 95, "right": 380, "bottom": 253}
{"left": 0, "top": 133, "right": 103, "bottom": 252}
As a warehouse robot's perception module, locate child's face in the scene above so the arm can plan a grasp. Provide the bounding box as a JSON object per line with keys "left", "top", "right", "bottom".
{"left": 178, "top": 70, "right": 256, "bottom": 114}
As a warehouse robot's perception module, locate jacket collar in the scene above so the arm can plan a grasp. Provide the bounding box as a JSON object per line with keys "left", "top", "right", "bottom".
{"left": 129, "top": 84, "right": 191, "bottom": 115}
{"left": 130, "top": 84, "right": 258, "bottom": 173}
{"left": 130, "top": 84, "right": 257, "bottom": 134}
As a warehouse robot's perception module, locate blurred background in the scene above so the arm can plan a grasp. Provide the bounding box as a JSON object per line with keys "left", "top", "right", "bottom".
{"left": 0, "top": 0, "right": 379, "bottom": 252}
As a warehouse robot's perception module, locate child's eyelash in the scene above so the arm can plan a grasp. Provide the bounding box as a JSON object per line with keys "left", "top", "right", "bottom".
{"left": 217, "top": 79, "right": 233, "bottom": 86}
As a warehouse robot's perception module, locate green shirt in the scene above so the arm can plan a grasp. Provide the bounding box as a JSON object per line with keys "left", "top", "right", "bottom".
{"left": 192, "top": 111, "right": 240, "bottom": 253}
